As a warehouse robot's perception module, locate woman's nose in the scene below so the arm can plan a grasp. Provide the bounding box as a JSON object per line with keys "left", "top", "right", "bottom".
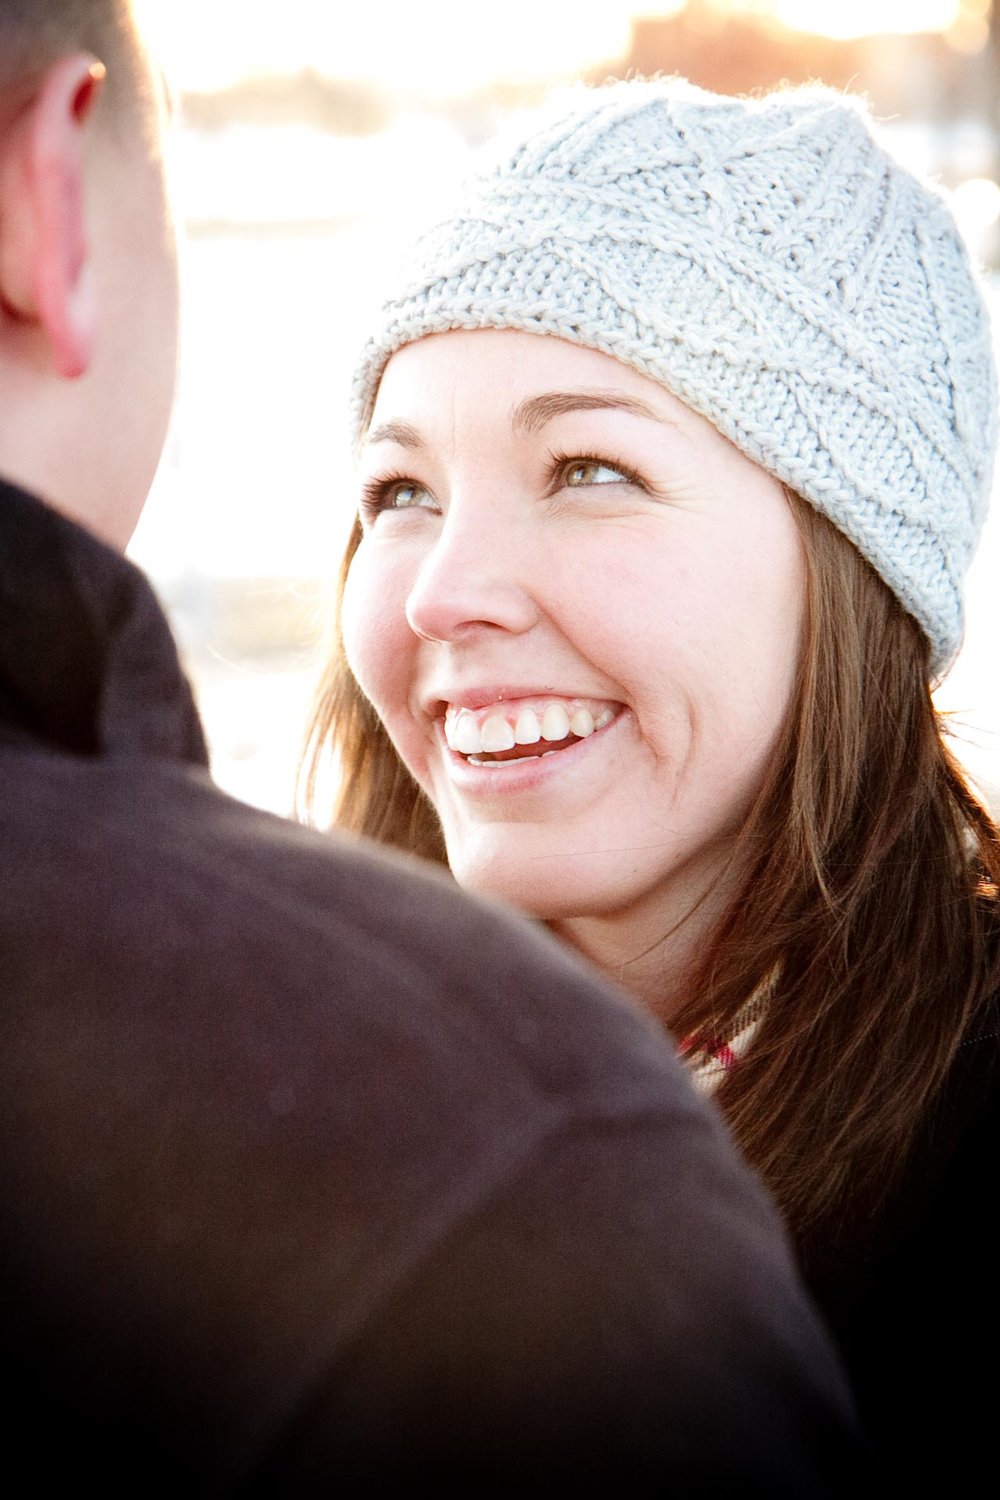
{"left": 405, "top": 507, "right": 539, "bottom": 644}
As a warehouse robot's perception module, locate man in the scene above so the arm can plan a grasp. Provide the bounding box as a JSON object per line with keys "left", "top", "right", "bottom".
{"left": 0, "top": 3, "right": 860, "bottom": 1491}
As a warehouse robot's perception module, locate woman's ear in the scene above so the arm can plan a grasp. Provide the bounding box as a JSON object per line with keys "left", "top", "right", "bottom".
{"left": 0, "top": 54, "right": 106, "bottom": 378}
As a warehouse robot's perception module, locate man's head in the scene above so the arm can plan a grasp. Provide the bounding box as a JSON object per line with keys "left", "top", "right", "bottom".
{"left": 0, "top": 0, "right": 179, "bottom": 548}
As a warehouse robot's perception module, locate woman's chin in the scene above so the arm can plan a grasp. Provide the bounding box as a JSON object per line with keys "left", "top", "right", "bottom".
{"left": 445, "top": 843, "right": 640, "bottom": 925}
{"left": 449, "top": 859, "right": 564, "bottom": 919}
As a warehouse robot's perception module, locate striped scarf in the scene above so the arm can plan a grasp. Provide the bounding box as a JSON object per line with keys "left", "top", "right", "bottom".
{"left": 679, "top": 986, "right": 769, "bottom": 1095}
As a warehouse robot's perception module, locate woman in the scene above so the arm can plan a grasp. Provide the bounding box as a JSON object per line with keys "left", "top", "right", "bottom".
{"left": 304, "top": 79, "right": 999, "bottom": 1477}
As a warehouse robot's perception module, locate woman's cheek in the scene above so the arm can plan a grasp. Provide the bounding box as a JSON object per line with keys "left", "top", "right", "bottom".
{"left": 340, "top": 545, "right": 411, "bottom": 717}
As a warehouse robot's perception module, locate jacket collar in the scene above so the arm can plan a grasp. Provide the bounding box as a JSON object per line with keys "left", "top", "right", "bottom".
{"left": 0, "top": 477, "right": 208, "bottom": 767}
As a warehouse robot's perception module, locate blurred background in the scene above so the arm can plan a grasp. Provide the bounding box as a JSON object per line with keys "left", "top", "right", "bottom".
{"left": 128, "top": 0, "right": 1000, "bottom": 816}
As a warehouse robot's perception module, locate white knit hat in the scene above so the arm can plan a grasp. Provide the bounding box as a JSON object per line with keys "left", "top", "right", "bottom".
{"left": 351, "top": 78, "right": 998, "bottom": 673}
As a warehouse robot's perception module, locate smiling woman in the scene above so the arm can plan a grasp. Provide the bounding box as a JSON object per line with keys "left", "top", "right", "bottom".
{"left": 304, "top": 76, "right": 1000, "bottom": 1487}
{"left": 343, "top": 331, "right": 807, "bottom": 997}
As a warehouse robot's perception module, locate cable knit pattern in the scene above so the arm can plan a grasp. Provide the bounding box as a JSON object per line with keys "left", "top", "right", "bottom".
{"left": 350, "top": 79, "right": 998, "bottom": 672}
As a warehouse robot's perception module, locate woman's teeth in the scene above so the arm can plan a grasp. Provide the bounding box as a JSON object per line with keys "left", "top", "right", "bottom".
{"left": 444, "top": 702, "right": 614, "bottom": 759}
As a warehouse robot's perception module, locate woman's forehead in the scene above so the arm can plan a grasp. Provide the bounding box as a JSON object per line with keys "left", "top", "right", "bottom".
{"left": 368, "top": 328, "right": 741, "bottom": 474}
{"left": 372, "top": 329, "right": 691, "bottom": 428}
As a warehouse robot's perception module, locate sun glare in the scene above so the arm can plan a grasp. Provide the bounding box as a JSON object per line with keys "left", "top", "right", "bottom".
{"left": 699, "top": 0, "right": 966, "bottom": 41}
{"left": 771, "top": 0, "right": 962, "bottom": 40}
{"left": 135, "top": 1, "right": 983, "bottom": 96}
{"left": 134, "top": 0, "right": 653, "bottom": 93}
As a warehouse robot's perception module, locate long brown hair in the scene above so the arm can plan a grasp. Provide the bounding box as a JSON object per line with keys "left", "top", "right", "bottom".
{"left": 300, "top": 495, "right": 1000, "bottom": 1239}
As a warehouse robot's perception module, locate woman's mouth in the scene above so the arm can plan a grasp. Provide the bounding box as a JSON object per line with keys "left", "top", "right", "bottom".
{"left": 442, "top": 697, "right": 620, "bottom": 766}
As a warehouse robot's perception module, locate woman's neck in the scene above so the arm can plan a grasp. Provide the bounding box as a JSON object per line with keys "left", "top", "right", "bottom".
{"left": 548, "top": 858, "right": 735, "bottom": 1027}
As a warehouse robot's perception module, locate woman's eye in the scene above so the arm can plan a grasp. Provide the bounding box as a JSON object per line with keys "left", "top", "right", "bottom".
{"left": 360, "top": 476, "right": 436, "bottom": 519}
{"left": 563, "top": 459, "right": 631, "bottom": 487}
{"left": 386, "top": 480, "right": 433, "bottom": 509}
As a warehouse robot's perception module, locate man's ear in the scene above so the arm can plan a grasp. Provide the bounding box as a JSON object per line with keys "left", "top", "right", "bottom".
{"left": 0, "top": 55, "right": 106, "bottom": 378}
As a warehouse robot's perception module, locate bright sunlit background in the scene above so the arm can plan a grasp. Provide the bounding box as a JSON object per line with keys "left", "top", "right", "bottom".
{"left": 126, "top": 0, "right": 1000, "bottom": 817}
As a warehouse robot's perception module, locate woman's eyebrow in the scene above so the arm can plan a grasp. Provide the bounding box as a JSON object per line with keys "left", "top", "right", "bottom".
{"left": 364, "top": 420, "right": 425, "bottom": 449}
{"left": 364, "top": 393, "right": 669, "bottom": 448}
{"left": 511, "top": 390, "right": 664, "bottom": 434}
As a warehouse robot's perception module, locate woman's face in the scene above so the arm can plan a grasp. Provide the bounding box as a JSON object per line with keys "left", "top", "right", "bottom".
{"left": 343, "top": 329, "right": 805, "bottom": 956}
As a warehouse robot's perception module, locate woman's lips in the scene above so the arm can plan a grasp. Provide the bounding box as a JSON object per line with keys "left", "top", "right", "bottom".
{"left": 442, "top": 696, "right": 622, "bottom": 763}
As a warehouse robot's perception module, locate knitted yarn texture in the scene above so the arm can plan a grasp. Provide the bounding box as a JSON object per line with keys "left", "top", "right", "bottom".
{"left": 350, "top": 79, "right": 998, "bottom": 673}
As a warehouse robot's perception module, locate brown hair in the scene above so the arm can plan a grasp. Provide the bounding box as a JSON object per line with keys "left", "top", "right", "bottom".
{"left": 674, "top": 497, "right": 1000, "bottom": 1237}
{"left": 300, "top": 514, "right": 446, "bottom": 864}
{"left": 300, "top": 495, "right": 1000, "bottom": 1239}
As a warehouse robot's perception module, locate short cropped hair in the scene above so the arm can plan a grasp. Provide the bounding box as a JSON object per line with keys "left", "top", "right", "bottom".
{"left": 0, "top": 1, "right": 140, "bottom": 112}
